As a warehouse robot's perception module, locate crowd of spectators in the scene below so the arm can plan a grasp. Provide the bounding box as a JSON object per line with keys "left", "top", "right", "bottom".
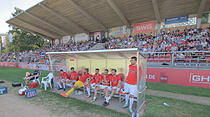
{"left": 0, "top": 40, "right": 96, "bottom": 64}
{"left": 104, "top": 28, "right": 210, "bottom": 53}
{"left": 0, "top": 27, "right": 209, "bottom": 64}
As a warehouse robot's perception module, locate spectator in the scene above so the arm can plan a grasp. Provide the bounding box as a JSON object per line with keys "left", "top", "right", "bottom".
{"left": 175, "top": 53, "right": 185, "bottom": 65}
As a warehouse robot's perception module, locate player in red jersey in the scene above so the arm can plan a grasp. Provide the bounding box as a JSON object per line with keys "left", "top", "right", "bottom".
{"left": 103, "top": 69, "right": 121, "bottom": 106}
{"left": 122, "top": 56, "right": 141, "bottom": 113}
{"left": 90, "top": 68, "right": 102, "bottom": 101}
{"left": 100, "top": 69, "right": 110, "bottom": 101}
{"left": 85, "top": 75, "right": 95, "bottom": 98}
{"left": 61, "top": 68, "right": 91, "bottom": 97}
{"left": 57, "top": 69, "right": 68, "bottom": 91}
{"left": 68, "top": 67, "right": 78, "bottom": 86}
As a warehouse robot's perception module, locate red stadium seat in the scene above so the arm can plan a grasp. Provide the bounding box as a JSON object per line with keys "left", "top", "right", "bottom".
{"left": 185, "top": 57, "right": 190, "bottom": 62}
{"left": 154, "top": 57, "right": 159, "bottom": 62}
{"left": 165, "top": 56, "right": 171, "bottom": 62}
{"left": 207, "top": 56, "right": 210, "bottom": 62}
{"left": 159, "top": 57, "right": 165, "bottom": 62}
{"left": 148, "top": 57, "right": 153, "bottom": 62}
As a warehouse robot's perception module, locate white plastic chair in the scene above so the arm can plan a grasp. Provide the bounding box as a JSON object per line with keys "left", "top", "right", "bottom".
{"left": 41, "top": 72, "right": 53, "bottom": 91}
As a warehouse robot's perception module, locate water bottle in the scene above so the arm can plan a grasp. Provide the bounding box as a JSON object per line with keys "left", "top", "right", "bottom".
{"left": 163, "top": 102, "right": 170, "bottom": 108}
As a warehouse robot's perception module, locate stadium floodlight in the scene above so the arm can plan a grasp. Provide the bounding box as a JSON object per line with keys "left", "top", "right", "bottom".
{"left": 46, "top": 48, "right": 147, "bottom": 114}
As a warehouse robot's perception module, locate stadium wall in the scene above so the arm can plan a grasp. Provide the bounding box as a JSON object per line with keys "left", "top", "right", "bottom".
{"left": 0, "top": 62, "right": 209, "bottom": 88}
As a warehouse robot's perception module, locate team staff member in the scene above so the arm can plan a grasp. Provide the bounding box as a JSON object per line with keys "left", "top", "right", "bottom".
{"left": 90, "top": 68, "right": 102, "bottom": 102}
{"left": 57, "top": 69, "right": 68, "bottom": 91}
{"left": 61, "top": 68, "right": 91, "bottom": 97}
{"left": 24, "top": 66, "right": 40, "bottom": 86}
{"left": 103, "top": 69, "right": 121, "bottom": 106}
{"left": 123, "top": 56, "right": 141, "bottom": 113}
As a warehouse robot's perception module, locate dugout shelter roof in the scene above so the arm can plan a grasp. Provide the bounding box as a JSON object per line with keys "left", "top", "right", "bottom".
{"left": 46, "top": 48, "right": 140, "bottom": 59}
{"left": 7, "top": 0, "right": 210, "bottom": 39}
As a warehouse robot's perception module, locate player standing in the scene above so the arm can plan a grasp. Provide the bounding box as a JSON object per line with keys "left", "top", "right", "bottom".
{"left": 123, "top": 56, "right": 140, "bottom": 113}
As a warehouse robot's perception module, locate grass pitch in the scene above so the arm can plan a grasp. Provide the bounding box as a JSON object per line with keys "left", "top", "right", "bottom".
{"left": 0, "top": 66, "right": 210, "bottom": 117}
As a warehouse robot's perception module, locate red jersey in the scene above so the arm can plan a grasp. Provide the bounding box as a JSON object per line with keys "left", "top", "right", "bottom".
{"left": 69, "top": 71, "right": 78, "bottom": 80}
{"left": 101, "top": 74, "right": 111, "bottom": 86}
{"left": 79, "top": 73, "right": 92, "bottom": 83}
{"left": 126, "top": 65, "right": 142, "bottom": 85}
{"left": 110, "top": 75, "right": 121, "bottom": 87}
{"left": 93, "top": 73, "right": 102, "bottom": 84}
{"left": 60, "top": 72, "right": 68, "bottom": 79}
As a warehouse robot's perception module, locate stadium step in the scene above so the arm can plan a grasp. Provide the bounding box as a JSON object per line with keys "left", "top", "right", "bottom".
{"left": 88, "top": 43, "right": 106, "bottom": 50}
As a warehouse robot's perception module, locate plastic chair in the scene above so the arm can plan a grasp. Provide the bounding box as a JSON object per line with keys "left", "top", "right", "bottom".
{"left": 41, "top": 72, "right": 53, "bottom": 91}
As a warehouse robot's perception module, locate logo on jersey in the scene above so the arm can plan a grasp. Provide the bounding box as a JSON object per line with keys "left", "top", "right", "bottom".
{"left": 130, "top": 70, "right": 136, "bottom": 73}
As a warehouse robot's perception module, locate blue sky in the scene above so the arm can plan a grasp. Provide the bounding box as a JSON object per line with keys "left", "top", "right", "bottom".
{"left": 0, "top": 0, "right": 42, "bottom": 34}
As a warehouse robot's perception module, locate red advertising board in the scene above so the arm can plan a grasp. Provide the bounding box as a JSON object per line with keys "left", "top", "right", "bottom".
{"left": 1, "top": 62, "right": 209, "bottom": 88}
{"left": 146, "top": 68, "right": 210, "bottom": 88}
{"left": 134, "top": 21, "right": 155, "bottom": 33}
{"left": 0, "top": 62, "right": 18, "bottom": 68}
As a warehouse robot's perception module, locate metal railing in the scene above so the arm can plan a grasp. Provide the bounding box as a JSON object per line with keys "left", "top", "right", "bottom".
{"left": 142, "top": 51, "right": 210, "bottom": 66}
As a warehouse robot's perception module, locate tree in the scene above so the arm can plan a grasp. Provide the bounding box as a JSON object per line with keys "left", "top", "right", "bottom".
{"left": 7, "top": 7, "right": 49, "bottom": 53}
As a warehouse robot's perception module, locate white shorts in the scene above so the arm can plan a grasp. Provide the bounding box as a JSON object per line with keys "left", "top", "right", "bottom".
{"left": 61, "top": 79, "right": 70, "bottom": 82}
{"left": 91, "top": 83, "right": 96, "bottom": 89}
{"left": 124, "top": 83, "right": 138, "bottom": 97}
{"left": 100, "top": 85, "right": 109, "bottom": 89}
{"left": 95, "top": 84, "right": 100, "bottom": 87}
{"left": 112, "top": 87, "right": 120, "bottom": 92}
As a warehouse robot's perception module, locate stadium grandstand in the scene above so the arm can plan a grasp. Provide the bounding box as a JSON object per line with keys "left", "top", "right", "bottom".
{"left": 2, "top": 0, "right": 209, "bottom": 68}
{"left": 0, "top": 0, "right": 210, "bottom": 116}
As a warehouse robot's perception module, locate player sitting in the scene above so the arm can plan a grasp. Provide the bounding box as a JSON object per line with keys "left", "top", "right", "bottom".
{"left": 85, "top": 76, "right": 95, "bottom": 98}
{"left": 61, "top": 68, "right": 91, "bottom": 97}
{"left": 100, "top": 69, "right": 111, "bottom": 103}
{"left": 90, "top": 68, "right": 102, "bottom": 102}
{"left": 68, "top": 67, "right": 78, "bottom": 87}
{"left": 103, "top": 69, "right": 121, "bottom": 106}
{"left": 57, "top": 69, "right": 68, "bottom": 91}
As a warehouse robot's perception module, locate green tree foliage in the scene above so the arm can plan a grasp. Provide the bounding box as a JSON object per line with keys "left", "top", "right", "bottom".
{"left": 7, "top": 7, "right": 49, "bottom": 53}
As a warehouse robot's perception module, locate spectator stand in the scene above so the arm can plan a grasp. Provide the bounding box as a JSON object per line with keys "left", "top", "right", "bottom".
{"left": 47, "top": 48, "right": 147, "bottom": 115}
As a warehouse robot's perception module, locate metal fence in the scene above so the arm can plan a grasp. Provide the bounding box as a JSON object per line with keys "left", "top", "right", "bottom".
{"left": 142, "top": 51, "right": 210, "bottom": 66}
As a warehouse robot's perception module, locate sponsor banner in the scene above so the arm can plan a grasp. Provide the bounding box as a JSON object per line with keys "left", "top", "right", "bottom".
{"left": 1, "top": 62, "right": 209, "bottom": 88}
{"left": 9, "top": 33, "right": 13, "bottom": 42}
{"left": 165, "top": 15, "right": 188, "bottom": 24}
{"left": 109, "top": 26, "right": 127, "bottom": 35}
{"left": 1, "top": 36, "right": 6, "bottom": 47}
{"left": 133, "top": 21, "right": 155, "bottom": 33}
{"left": 0, "top": 62, "right": 18, "bottom": 68}
{"left": 201, "top": 12, "right": 210, "bottom": 24}
{"left": 146, "top": 68, "right": 210, "bottom": 88}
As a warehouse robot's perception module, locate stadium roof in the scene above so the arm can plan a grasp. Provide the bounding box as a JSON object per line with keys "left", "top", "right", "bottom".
{"left": 6, "top": 0, "right": 210, "bottom": 39}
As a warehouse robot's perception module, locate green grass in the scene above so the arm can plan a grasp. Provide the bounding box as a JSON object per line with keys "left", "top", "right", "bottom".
{"left": 0, "top": 66, "right": 50, "bottom": 83}
{"left": 144, "top": 95, "right": 210, "bottom": 117}
{"left": 147, "top": 82, "right": 210, "bottom": 97}
{"left": 1, "top": 66, "right": 210, "bottom": 117}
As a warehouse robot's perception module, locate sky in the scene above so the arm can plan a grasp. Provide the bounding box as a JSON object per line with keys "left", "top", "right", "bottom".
{"left": 0, "top": 0, "right": 42, "bottom": 34}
